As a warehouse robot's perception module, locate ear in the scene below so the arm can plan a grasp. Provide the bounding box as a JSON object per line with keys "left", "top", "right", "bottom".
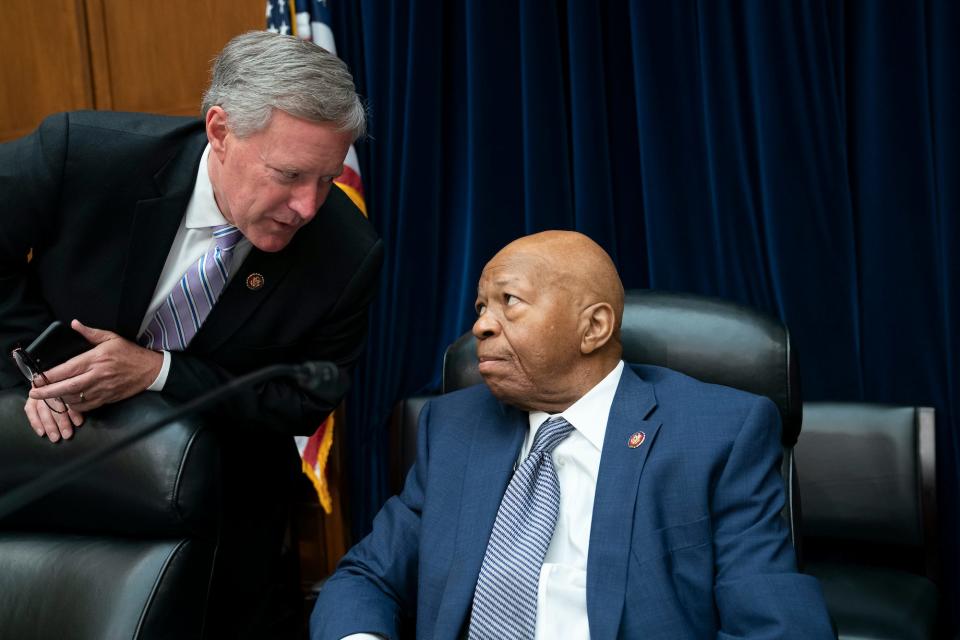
{"left": 205, "top": 106, "right": 230, "bottom": 159}
{"left": 579, "top": 302, "right": 615, "bottom": 355}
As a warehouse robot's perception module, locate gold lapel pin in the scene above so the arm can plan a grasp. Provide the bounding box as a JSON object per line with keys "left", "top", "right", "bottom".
{"left": 246, "top": 272, "right": 265, "bottom": 291}
{"left": 627, "top": 431, "right": 646, "bottom": 448}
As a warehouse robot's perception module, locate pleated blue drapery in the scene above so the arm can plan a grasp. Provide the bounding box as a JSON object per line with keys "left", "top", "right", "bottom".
{"left": 329, "top": 1, "right": 959, "bottom": 624}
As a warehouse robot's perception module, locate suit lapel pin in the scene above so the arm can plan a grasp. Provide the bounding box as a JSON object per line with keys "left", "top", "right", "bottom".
{"left": 246, "top": 272, "right": 265, "bottom": 291}
{"left": 627, "top": 431, "right": 646, "bottom": 448}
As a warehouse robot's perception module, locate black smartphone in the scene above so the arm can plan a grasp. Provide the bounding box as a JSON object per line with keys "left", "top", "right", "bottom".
{"left": 23, "top": 320, "right": 93, "bottom": 372}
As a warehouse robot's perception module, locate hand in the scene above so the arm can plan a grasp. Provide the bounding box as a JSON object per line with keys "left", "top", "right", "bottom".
{"left": 27, "top": 319, "right": 163, "bottom": 413}
{"left": 24, "top": 395, "right": 83, "bottom": 442}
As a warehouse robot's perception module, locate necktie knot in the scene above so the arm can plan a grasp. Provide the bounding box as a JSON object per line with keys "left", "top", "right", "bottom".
{"left": 212, "top": 224, "right": 242, "bottom": 251}
{"left": 529, "top": 416, "right": 574, "bottom": 456}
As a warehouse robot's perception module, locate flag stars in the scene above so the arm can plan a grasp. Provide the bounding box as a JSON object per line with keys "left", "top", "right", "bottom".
{"left": 266, "top": 0, "right": 290, "bottom": 34}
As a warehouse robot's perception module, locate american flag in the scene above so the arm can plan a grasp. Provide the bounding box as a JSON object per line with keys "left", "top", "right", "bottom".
{"left": 265, "top": 0, "right": 293, "bottom": 36}
{"left": 266, "top": 0, "right": 367, "bottom": 513}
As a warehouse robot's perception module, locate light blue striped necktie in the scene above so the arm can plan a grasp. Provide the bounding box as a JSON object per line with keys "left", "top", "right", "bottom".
{"left": 468, "top": 416, "right": 575, "bottom": 640}
{"left": 139, "top": 224, "right": 243, "bottom": 351}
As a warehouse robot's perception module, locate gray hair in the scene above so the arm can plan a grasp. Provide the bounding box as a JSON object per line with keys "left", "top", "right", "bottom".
{"left": 201, "top": 31, "right": 366, "bottom": 139}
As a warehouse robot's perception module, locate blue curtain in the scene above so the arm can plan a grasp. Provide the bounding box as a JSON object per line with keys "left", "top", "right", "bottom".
{"left": 330, "top": 0, "right": 959, "bottom": 622}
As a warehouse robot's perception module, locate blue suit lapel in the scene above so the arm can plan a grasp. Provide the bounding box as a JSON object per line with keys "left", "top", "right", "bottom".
{"left": 586, "top": 366, "right": 661, "bottom": 640}
{"left": 432, "top": 401, "right": 527, "bottom": 639}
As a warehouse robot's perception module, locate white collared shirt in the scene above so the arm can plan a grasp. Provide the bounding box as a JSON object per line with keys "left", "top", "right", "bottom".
{"left": 139, "top": 144, "right": 252, "bottom": 390}
{"left": 341, "top": 361, "right": 625, "bottom": 640}
{"left": 524, "top": 360, "right": 623, "bottom": 640}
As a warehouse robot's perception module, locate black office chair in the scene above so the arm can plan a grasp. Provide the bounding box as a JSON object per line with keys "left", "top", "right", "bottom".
{"left": 796, "top": 402, "right": 940, "bottom": 640}
{"left": 0, "top": 389, "right": 221, "bottom": 639}
{"left": 439, "top": 289, "right": 806, "bottom": 551}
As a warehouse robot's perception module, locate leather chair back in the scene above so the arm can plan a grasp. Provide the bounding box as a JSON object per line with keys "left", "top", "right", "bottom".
{"left": 796, "top": 402, "right": 940, "bottom": 639}
{"left": 0, "top": 390, "right": 221, "bottom": 639}
{"left": 797, "top": 402, "right": 937, "bottom": 578}
{"left": 389, "top": 395, "right": 431, "bottom": 494}
{"left": 442, "top": 290, "right": 804, "bottom": 548}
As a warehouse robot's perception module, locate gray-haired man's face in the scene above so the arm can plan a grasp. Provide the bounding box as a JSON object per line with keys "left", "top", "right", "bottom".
{"left": 207, "top": 108, "right": 353, "bottom": 252}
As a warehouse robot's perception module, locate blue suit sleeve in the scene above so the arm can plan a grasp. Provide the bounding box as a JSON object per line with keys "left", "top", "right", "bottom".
{"left": 310, "top": 401, "right": 431, "bottom": 640}
{"left": 712, "top": 396, "right": 834, "bottom": 639}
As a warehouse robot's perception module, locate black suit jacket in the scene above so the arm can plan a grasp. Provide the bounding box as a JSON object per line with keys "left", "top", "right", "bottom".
{"left": 0, "top": 111, "right": 383, "bottom": 435}
{"left": 0, "top": 111, "right": 383, "bottom": 637}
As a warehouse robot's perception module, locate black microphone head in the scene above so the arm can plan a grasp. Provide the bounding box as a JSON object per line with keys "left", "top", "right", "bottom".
{"left": 295, "top": 361, "right": 340, "bottom": 393}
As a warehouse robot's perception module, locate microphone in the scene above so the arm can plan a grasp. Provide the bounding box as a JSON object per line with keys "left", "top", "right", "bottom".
{"left": 0, "top": 360, "right": 339, "bottom": 521}
{"left": 294, "top": 360, "right": 339, "bottom": 392}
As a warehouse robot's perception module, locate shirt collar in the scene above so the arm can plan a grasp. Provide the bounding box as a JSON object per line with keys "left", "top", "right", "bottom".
{"left": 528, "top": 360, "right": 625, "bottom": 452}
{"left": 184, "top": 144, "right": 231, "bottom": 229}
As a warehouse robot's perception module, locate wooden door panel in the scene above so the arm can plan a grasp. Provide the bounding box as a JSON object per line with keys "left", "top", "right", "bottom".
{"left": 0, "top": 0, "right": 94, "bottom": 141}
{"left": 89, "top": 0, "right": 263, "bottom": 117}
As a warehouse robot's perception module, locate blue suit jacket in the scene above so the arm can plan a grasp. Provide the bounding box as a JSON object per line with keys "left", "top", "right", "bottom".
{"left": 312, "top": 365, "right": 833, "bottom": 639}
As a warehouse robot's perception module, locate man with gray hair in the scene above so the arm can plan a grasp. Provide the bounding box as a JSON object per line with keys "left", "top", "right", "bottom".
{"left": 0, "top": 31, "right": 382, "bottom": 636}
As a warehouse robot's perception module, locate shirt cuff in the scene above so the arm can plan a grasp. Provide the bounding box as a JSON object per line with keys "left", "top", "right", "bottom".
{"left": 145, "top": 350, "right": 171, "bottom": 391}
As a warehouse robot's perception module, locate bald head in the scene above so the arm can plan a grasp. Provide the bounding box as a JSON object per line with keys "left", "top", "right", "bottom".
{"left": 497, "top": 230, "right": 625, "bottom": 328}
{"left": 472, "top": 230, "right": 625, "bottom": 413}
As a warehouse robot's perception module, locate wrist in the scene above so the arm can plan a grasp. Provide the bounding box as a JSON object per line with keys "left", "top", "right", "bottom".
{"left": 144, "top": 350, "right": 171, "bottom": 392}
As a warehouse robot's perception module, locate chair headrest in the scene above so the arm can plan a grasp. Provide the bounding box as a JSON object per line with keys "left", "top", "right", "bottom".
{"left": 443, "top": 290, "right": 802, "bottom": 445}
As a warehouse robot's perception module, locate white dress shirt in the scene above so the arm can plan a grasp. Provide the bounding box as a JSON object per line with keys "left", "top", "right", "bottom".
{"left": 139, "top": 144, "right": 252, "bottom": 390}
{"left": 341, "top": 360, "right": 625, "bottom": 640}
{"left": 524, "top": 359, "right": 623, "bottom": 640}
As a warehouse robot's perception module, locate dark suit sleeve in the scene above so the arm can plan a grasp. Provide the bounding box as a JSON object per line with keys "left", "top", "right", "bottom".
{"left": 712, "top": 397, "right": 834, "bottom": 639}
{"left": 309, "top": 399, "right": 429, "bottom": 639}
{"left": 0, "top": 115, "right": 68, "bottom": 389}
{"left": 162, "top": 237, "right": 383, "bottom": 435}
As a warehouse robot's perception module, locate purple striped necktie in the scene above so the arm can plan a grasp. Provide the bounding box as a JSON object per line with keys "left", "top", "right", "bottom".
{"left": 139, "top": 224, "right": 243, "bottom": 351}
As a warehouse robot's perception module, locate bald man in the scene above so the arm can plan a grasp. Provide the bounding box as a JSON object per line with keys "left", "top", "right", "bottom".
{"left": 312, "top": 232, "right": 833, "bottom": 639}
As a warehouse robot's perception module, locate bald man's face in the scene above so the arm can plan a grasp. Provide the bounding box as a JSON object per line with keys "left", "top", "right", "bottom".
{"left": 472, "top": 250, "right": 583, "bottom": 411}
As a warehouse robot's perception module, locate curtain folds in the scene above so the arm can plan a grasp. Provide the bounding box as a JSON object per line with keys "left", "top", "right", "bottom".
{"left": 331, "top": 0, "right": 958, "bottom": 623}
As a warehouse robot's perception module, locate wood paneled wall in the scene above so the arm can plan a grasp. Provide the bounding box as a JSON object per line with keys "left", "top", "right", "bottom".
{"left": 0, "top": 0, "right": 264, "bottom": 142}
{"left": 0, "top": 0, "right": 94, "bottom": 141}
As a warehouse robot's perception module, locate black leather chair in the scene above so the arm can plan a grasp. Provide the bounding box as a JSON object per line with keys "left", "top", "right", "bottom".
{"left": 0, "top": 389, "right": 222, "bottom": 639}
{"left": 389, "top": 395, "right": 431, "bottom": 495}
{"left": 796, "top": 402, "right": 940, "bottom": 640}
{"left": 393, "top": 290, "right": 806, "bottom": 551}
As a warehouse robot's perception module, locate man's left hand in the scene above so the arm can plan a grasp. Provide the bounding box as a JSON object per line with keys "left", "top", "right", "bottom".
{"left": 28, "top": 319, "right": 163, "bottom": 412}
